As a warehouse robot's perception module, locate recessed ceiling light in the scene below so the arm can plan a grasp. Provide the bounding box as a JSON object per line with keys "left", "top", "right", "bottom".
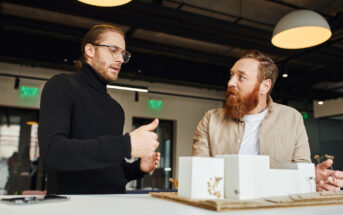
{"left": 282, "top": 73, "right": 288, "bottom": 78}
{"left": 318, "top": 101, "right": 324, "bottom": 105}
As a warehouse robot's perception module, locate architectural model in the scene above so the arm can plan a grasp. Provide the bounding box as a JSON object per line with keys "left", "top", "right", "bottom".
{"left": 178, "top": 155, "right": 315, "bottom": 200}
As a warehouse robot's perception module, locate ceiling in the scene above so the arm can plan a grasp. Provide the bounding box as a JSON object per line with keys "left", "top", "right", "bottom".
{"left": 1, "top": 0, "right": 343, "bottom": 104}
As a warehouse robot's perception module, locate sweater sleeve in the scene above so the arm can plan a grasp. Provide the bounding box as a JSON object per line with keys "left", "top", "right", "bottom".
{"left": 121, "top": 159, "right": 145, "bottom": 181}
{"left": 38, "top": 75, "right": 131, "bottom": 172}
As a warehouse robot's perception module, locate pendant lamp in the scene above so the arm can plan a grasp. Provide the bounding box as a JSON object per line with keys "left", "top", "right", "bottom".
{"left": 78, "top": 0, "right": 131, "bottom": 7}
{"left": 272, "top": 10, "right": 331, "bottom": 49}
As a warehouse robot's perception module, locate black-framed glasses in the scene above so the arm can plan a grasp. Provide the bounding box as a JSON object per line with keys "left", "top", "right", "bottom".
{"left": 92, "top": 44, "right": 131, "bottom": 63}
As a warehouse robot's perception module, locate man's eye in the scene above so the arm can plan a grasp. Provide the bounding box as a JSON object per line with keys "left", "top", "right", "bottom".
{"left": 111, "top": 47, "right": 119, "bottom": 53}
{"left": 239, "top": 75, "right": 245, "bottom": 79}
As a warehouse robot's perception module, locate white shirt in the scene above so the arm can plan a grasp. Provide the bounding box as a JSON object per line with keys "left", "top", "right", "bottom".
{"left": 239, "top": 108, "right": 268, "bottom": 155}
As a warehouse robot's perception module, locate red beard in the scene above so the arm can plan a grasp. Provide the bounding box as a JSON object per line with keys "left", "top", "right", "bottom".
{"left": 224, "top": 83, "right": 260, "bottom": 119}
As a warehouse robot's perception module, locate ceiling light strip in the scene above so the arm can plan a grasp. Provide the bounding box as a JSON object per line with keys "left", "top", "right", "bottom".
{"left": 106, "top": 85, "right": 148, "bottom": 93}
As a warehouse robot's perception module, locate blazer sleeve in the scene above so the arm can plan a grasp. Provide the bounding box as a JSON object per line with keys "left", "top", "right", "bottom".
{"left": 292, "top": 112, "right": 311, "bottom": 163}
{"left": 38, "top": 75, "right": 131, "bottom": 172}
{"left": 192, "top": 110, "right": 211, "bottom": 157}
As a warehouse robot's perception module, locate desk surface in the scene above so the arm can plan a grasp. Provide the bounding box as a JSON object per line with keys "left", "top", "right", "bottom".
{"left": 1, "top": 194, "right": 343, "bottom": 215}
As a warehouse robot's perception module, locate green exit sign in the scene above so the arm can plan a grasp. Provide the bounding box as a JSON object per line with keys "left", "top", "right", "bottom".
{"left": 149, "top": 99, "right": 163, "bottom": 110}
{"left": 302, "top": 112, "right": 309, "bottom": 120}
{"left": 20, "top": 86, "right": 39, "bottom": 97}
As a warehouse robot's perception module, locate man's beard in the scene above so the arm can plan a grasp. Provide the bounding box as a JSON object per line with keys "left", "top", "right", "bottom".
{"left": 224, "top": 83, "right": 260, "bottom": 119}
{"left": 92, "top": 54, "right": 118, "bottom": 83}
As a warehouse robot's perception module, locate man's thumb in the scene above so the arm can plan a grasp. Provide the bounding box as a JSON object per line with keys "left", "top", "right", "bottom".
{"left": 143, "top": 118, "right": 159, "bottom": 131}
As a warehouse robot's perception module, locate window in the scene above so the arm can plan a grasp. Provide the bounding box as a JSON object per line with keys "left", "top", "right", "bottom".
{"left": 0, "top": 107, "right": 44, "bottom": 195}
{"left": 127, "top": 117, "right": 175, "bottom": 190}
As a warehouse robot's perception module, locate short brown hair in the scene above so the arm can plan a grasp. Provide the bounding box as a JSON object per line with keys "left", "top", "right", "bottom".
{"left": 75, "top": 25, "right": 125, "bottom": 71}
{"left": 239, "top": 50, "right": 279, "bottom": 94}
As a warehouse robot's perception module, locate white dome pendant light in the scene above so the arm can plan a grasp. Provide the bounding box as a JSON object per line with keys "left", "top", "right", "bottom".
{"left": 272, "top": 10, "right": 332, "bottom": 49}
{"left": 78, "top": 0, "right": 132, "bottom": 7}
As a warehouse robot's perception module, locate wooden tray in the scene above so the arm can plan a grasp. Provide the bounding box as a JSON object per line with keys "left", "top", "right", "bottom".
{"left": 150, "top": 191, "right": 343, "bottom": 211}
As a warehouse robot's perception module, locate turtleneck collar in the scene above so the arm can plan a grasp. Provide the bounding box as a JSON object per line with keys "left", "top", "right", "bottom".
{"left": 80, "top": 62, "right": 108, "bottom": 93}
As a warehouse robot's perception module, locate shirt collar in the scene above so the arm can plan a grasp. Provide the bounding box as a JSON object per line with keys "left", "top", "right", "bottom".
{"left": 266, "top": 96, "right": 274, "bottom": 113}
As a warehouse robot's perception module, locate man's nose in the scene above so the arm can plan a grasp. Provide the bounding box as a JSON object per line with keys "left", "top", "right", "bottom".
{"left": 228, "top": 76, "right": 237, "bottom": 88}
{"left": 118, "top": 54, "right": 124, "bottom": 63}
{"left": 114, "top": 52, "right": 124, "bottom": 63}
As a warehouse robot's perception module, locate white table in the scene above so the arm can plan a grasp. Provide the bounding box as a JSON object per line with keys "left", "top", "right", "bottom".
{"left": 1, "top": 194, "right": 343, "bottom": 215}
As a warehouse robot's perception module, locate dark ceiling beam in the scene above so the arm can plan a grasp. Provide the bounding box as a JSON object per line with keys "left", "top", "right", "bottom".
{"left": 266, "top": 0, "right": 333, "bottom": 18}
{"left": 2, "top": 0, "right": 296, "bottom": 56}
{"left": 166, "top": 0, "right": 274, "bottom": 27}
{"left": 0, "top": 20, "right": 233, "bottom": 88}
{"left": 128, "top": 38, "right": 236, "bottom": 66}
{"left": 233, "top": 17, "right": 242, "bottom": 24}
{"left": 0, "top": 33, "right": 232, "bottom": 72}
{"left": 125, "top": 27, "right": 137, "bottom": 39}
{"left": 0, "top": 13, "right": 236, "bottom": 66}
{"left": 267, "top": 0, "right": 301, "bottom": 9}
{"left": 0, "top": 14, "right": 86, "bottom": 41}
{"left": 153, "top": 0, "right": 163, "bottom": 4}
{"left": 176, "top": 2, "right": 184, "bottom": 10}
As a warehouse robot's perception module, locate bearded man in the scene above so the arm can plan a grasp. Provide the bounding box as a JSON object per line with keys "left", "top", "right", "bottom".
{"left": 192, "top": 50, "right": 343, "bottom": 192}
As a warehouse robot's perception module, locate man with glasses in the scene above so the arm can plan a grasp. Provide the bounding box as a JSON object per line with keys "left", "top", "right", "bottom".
{"left": 39, "top": 25, "right": 160, "bottom": 194}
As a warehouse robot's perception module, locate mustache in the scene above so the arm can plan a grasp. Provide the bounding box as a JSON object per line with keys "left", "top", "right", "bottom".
{"left": 225, "top": 87, "right": 240, "bottom": 98}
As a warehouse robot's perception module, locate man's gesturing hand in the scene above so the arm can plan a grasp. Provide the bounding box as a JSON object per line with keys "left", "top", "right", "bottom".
{"left": 140, "top": 152, "right": 161, "bottom": 173}
{"left": 130, "top": 118, "right": 159, "bottom": 158}
{"left": 316, "top": 159, "right": 343, "bottom": 191}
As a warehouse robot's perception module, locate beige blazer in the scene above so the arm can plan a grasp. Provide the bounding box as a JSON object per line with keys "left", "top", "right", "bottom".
{"left": 192, "top": 97, "right": 311, "bottom": 168}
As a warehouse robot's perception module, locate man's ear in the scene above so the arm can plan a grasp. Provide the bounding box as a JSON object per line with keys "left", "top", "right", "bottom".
{"left": 84, "top": 43, "right": 95, "bottom": 59}
{"left": 260, "top": 79, "right": 271, "bottom": 95}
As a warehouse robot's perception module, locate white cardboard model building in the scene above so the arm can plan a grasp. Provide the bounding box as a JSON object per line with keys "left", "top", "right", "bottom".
{"left": 178, "top": 155, "right": 315, "bottom": 200}
{"left": 178, "top": 157, "right": 224, "bottom": 199}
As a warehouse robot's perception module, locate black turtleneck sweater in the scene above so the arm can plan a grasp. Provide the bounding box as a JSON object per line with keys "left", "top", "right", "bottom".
{"left": 38, "top": 63, "right": 144, "bottom": 194}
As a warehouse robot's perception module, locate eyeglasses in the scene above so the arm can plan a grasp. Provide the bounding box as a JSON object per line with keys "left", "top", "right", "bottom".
{"left": 92, "top": 44, "right": 131, "bottom": 63}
